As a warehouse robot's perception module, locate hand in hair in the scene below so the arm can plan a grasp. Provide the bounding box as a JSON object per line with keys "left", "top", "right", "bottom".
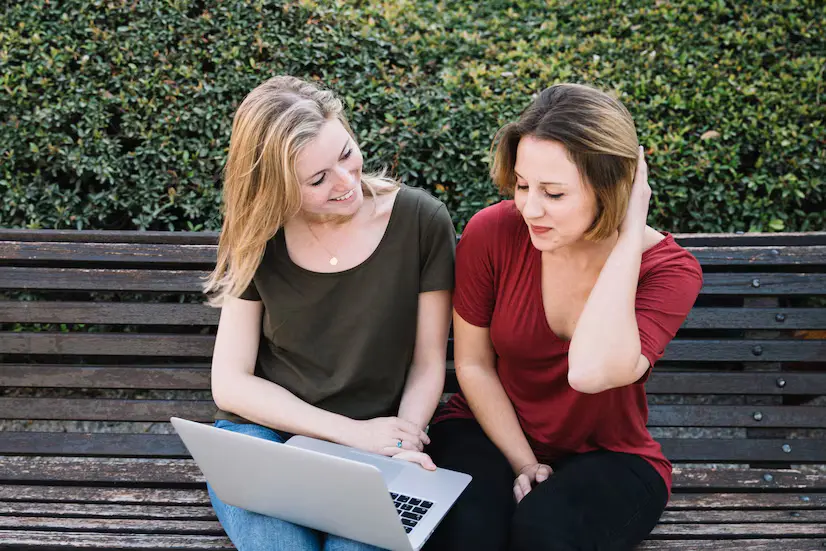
{"left": 620, "top": 146, "right": 651, "bottom": 236}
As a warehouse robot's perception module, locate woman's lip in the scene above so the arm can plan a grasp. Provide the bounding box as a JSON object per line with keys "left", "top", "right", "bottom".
{"left": 530, "top": 225, "right": 552, "bottom": 234}
{"left": 329, "top": 188, "right": 356, "bottom": 202}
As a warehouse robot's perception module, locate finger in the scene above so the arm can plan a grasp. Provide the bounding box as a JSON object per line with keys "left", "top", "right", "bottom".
{"left": 513, "top": 483, "right": 523, "bottom": 504}
{"left": 398, "top": 439, "right": 420, "bottom": 452}
{"left": 420, "top": 429, "right": 431, "bottom": 446}
{"left": 535, "top": 465, "right": 551, "bottom": 483}
{"left": 395, "top": 429, "right": 423, "bottom": 451}
{"left": 635, "top": 146, "right": 647, "bottom": 183}
{"left": 517, "top": 474, "right": 532, "bottom": 497}
{"left": 394, "top": 451, "right": 437, "bottom": 471}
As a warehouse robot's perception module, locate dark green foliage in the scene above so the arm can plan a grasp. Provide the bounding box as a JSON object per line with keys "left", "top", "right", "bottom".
{"left": 1, "top": 0, "right": 823, "bottom": 232}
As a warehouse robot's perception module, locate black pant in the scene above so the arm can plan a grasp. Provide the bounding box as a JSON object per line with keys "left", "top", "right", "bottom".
{"left": 423, "top": 419, "right": 668, "bottom": 551}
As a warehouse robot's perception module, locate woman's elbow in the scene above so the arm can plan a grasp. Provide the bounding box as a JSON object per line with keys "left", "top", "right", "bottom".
{"left": 567, "top": 367, "right": 611, "bottom": 394}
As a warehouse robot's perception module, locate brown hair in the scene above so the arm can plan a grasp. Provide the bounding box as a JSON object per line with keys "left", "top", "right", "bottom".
{"left": 490, "top": 83, "right": 639, "bottom": 240}
{"left": 203, "top": 76, "right": 397, "bottom": 305}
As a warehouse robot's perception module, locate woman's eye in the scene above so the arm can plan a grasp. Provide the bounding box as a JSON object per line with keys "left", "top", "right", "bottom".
{"left": 546, "top": 193, "right": 564, "bottom": 200}
{"left": 342, "top": 148, "right": 353, "bottom": 160}
{"left": 311, "top": 174, "right": 326, "bottom": 187}
{"left": 516, "top": 184, "right": 528, "bottom": 191}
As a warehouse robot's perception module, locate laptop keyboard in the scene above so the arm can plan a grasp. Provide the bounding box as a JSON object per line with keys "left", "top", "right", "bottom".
{"left": 390, "top": 492, "right": 434, "bottom": 533}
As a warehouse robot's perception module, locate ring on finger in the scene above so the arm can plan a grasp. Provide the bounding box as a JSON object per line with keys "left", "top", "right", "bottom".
{"left": 397, "top": 439, "right": 403, "bottom": 449}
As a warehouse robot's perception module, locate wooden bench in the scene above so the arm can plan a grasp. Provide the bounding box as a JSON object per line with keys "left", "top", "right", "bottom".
{"left": 1, "top": 228, "right": 825, "bottom": 550}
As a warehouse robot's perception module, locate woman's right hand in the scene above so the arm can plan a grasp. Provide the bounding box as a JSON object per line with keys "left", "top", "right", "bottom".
{"left": 339, "top": 417, "right": 431, "bottom": 456}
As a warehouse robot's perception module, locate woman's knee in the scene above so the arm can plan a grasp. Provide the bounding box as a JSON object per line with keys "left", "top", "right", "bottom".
{"left": 509, "top": 489, "right": 586, "bottom": 551}
{"left": 209, "top": 485, "right": 321, "bottom": 551}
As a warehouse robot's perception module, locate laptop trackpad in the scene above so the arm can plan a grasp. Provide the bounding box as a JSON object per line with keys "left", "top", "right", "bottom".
{"left": 344, "top": 450, "right": 404, "bottom": 485}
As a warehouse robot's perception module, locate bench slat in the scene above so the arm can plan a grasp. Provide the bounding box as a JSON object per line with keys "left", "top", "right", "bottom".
{"left": 4, "top": 333, "right": 823, "bottom": 361}
{"left": 2, "top": 485, "right": 824, "bottom": 510}
{"left": 0, "top": 242, "right": 216, "bottom": 265}
{"left": 4, "top": 229, "right": 824, "bottom": 246}
{"left": 687, "top": 246, "right": 826, "bottom": 266}
{"left": 6, "top": 302, "right": 826, "bottom": 330}
{"left": 0, "top": 333, "right": 215, "bottom": 356}
{"left": 1, "top": 433, "right": 823, "bottom": 462}
{"left": 0, "top": 501, "right": 217, "bottom": 519}
{"left": 650, "top": 523, "right": 826, "bottom": 536}
{"left": 2, "top": 456, "right": 823, "bottom": 488}
{"left": 2, "top": 301, "right": 218, "bottom": 325}
{"left": 643, "top": 371, "right": 826, "bottom": 395}
{"left": 662, "top": 339, "right": 826, "bottom": 362}
{"left": 700, "top": 272, "right": 826, "bottom": 295}
{"left": 4, "top": 267, "right": 825, "bottom": 295}
{"left": 0, "top": 516, "right": 223, "bottom": 534}
{"left": 3, "top": 399, "right": 823, "bottom": 429}
{"left": 660, "top": 439, "right": 826, "bottom": 462}
{"left": 0, "top": 398, "right": 216, "bottom": 421}
{"left": 4, "top": 365, "right": 823, "bottom": 396}
{"left": 0, "top": 267, "right": 204, "bottom": 291}
{"left": 0, "top": 229, "right": 220, "bottom": 244}
{"left": 668, "top": 493, "right": 826, "bottom": 509}
{"left": 638, "top": 539, "right": 826, "bottom": 550}
{"left": 5, "top": 240, "right": 825, "bottom": 267}
{"left": 5, "top": 501, "right": 825, "bottom": 523}
{"left": 659, "top": 510, "right": 826, "bottom": 523}
{"left": 0, "top": 485, "right": 210, "bottom": 505}
{"left": 0, "top": 365, "right": 212, "bottom": 389}
{"left": 682, "top": 307, "right": 826, "bottom": 330}
{"left": 0, "top": 530, "right": 233, "bottom": 549}
{"left": 4, "top": 486, "right": 823, "bottom": 511}
{"left": 649, "top": 405, "right": 826, "bottom": 428}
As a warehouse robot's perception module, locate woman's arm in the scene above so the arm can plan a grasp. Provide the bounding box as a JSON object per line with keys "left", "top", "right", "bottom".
{"left": 568, "top": 147, "right": 651, "bottom": 393}
{"left": 453, "top": 311, "right": 538, "bottom": 474}
{"left": 211, "top": 296, "right": 428, "bottom": 454}
{"left": 397, "top": 290, "right": 452, "bottom": 430}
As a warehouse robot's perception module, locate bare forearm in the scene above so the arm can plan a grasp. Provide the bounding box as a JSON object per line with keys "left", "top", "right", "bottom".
{"left": 568, "top": 230, "right": 644, "bottom": 392}
{"left": 398, "top": 363, "right": 445, "bottom": 429}
{"left": 458, "top": 365, "right": 537, "bottom": 473}
{"left": 212, "top": 372, "right": 353, "bottom": 442}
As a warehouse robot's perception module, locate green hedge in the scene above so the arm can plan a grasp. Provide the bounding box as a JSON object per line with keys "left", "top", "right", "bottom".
{"left": 1, "top": 0, "right": 823, "bottom": 233}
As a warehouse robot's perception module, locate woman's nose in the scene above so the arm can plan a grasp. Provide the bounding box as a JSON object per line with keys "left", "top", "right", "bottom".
{"left": 333, "top": 164, "right": 354, "bottom": 185}
{"left": 522, "top": 190, "right": 544, "bottom": 219}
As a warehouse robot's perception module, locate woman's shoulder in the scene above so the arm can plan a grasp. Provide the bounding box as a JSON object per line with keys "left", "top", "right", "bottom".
{"left": 397, "top": 184, "right": 448, "bottom": 219}
{"left": 641, "top": 230, "right": 703, "bottom": 282}
{"left": 462, "top": 199, "right": 522, "bottom": 235}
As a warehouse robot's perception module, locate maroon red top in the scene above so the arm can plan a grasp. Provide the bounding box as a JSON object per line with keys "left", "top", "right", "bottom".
{"left": 435, "top": 201, "right": 703, "bottom": 493}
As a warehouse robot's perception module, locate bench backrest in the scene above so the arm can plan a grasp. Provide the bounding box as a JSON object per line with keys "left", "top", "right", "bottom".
{"left": 1, "top": 229, "right": 824, "bottom": 472}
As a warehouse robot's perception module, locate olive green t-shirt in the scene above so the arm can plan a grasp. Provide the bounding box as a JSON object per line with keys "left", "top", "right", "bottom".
{"left": 215, "top": 185, "right": 456, "bottom": 424}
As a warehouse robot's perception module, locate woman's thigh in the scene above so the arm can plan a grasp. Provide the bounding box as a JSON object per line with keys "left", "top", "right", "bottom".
{"left": 422, "top": 419, "right": 516, "bottom": 551}
{"left": 208, "top": 420, "right": 323, "bottom": 551}
{"left": 509, "top": 450, "right": 668, "bottom": 551}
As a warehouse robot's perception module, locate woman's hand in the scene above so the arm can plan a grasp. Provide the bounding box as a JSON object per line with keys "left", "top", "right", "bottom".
{"left": 513, "top": 462, "right": 553, "bottom": 504}
{"left": 620, "top": 146, "right": 652, "bottom": 236}
{"left": 338, "top": 416, "right": 430, "bottom": 456}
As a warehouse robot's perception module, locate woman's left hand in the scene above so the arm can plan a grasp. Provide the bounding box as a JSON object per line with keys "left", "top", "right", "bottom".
{"left": 392, "top": 450, "right": 437, "bottom": 471}
{"left": 620, "top": 146, "right": 652, "bottom": 235}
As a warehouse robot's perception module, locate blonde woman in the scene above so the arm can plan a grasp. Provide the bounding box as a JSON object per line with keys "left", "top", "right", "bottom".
{"left": 424, "top": 84, "right": 703, "bottom": 550}
{"left": 204, "top": 76, "right": 454, "bottom": 550}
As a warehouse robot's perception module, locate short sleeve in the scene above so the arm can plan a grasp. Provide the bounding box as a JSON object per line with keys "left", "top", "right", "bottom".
{"left": 453, "top": 206, "right": 499, "bottom": 327}
{"left": 419, "top": 203, "right": 457, "bottom": 292}
{"left": 635, "top": 249, "right": 703, "bottom": 379}
{"left": 238, "top": 277, "right": 261, "bottom": 301}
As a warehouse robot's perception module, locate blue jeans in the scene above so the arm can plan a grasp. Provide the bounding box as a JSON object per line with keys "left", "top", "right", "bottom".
{"left": 208, "top": 420, "right": 386, "bottom": 551}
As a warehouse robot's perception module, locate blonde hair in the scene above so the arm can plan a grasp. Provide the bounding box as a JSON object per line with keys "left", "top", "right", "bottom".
{"left": 491, "top": 83, "right": 639, "bottom": 240}
{"left": 204, "top": 75, "right": 398, "bottom": 305}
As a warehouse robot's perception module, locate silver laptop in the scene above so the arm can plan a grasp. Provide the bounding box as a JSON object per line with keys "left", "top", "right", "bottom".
{"left": 170, "top": 417, "right": 471, "bottom": 551}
